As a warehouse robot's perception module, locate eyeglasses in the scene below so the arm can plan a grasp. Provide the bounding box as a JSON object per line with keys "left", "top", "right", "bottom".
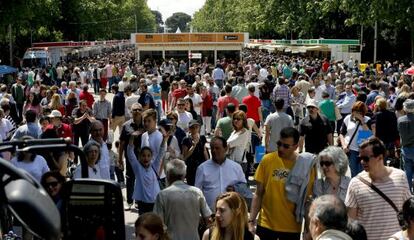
{"left": 358, "top": 156, "right": 372, "bottom": 162}
{"left": 45, "top": 181, "right": 59, "bottom": 188}
{"left": 277, "top": 141, "right": 294, "bottom": 149}
{"left": 320, "top": 161, "right": 333, "bottom": 167}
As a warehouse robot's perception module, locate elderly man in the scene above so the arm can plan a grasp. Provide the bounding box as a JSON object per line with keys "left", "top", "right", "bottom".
{"left": 88, "top": 120, "right": 110, "bottom": 179}
{"left": 398, "top": 99, "right": 414, "bottom": 190}
{"left": 154, "top": 159, "right": 211, "bottom": 240}
{"left": 195, "top": 136, "right": 246, "bottom": 211}
{"left": 308, "top": 195, "right": 352, "bottom": 240}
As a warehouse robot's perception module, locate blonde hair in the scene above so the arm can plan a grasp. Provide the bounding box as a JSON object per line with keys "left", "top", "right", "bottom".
{"left": 210, "top": 192, "right": 248, "bottom": 240}
{"left": 49, "top": 94, "right": 62, "bottom": 110}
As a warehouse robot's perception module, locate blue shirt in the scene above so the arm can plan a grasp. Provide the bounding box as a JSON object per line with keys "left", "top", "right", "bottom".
{"left": 336, "top": 91, "right": 356, "bottom": 114}
{"left": 148, "top": 84, "right": 162, "bottom": 101}
{"left": 127, "top": 142, "right": 166, "bottom": 203}
{"left": 12, "top": 122, "right": 42, "bottom": 140}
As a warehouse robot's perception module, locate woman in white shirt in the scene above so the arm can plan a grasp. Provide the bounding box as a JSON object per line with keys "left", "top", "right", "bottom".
{"left": 227, "top": 110, "right": 251, "bottom": 170}
{"left": 73, "top": 141, "right": 102, "bottom": 179}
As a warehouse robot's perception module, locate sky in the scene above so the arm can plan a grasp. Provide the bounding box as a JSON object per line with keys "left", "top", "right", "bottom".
{"left": 147, "top": 0, "right": 206, "bottom": 22}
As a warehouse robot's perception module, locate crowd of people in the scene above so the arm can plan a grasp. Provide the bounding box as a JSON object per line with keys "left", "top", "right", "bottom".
{"left": 2, "top": 47, "right": 414, "bottom": 240}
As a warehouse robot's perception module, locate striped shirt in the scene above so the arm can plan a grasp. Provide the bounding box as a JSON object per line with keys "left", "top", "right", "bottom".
{"left": 345, "top": 168, "right": 411, "bottom": 240}
{"left": 92, "top": 100, "right": 111, "bottom": 120}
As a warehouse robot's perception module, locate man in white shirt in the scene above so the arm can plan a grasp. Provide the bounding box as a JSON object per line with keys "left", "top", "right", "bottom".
{"left": 195, "top": 136, "right": 246, "bottom": 210}
{"left": 175, "top": 98, "right": 193, "bottom": 131}
{"left": 184, "top": 86, "right": 203, "bottom": 115}
{"left": 88, "top": 120, "right": 110, "bottom": 179}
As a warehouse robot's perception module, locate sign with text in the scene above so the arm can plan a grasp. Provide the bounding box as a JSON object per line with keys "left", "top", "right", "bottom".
{"left": 188, "top": 53, "right": 202, "bottom": 59}
{"left": 135, "top": 33, "right": 246, "bottom": 44}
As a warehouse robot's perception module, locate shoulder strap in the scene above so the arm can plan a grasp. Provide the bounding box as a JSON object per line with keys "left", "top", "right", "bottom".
{"left": 347, "top": 121, "right": 361, "bottom": 149}
{"left": 357, "top": 176, "right": 399, "bottom": 213}
{"left": 151, "top": 165, "right": 161, "bottom": 180}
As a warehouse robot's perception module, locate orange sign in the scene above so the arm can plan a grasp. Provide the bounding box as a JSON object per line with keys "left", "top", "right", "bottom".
{"left": 135, "top": 34, "right": 163, "bottom": 43}
{"left": 216, "top": 33, "right": 244, "bottom": 42}
{"left": 135, "top": 33, "right": 246, "bottom": 44}
{"left": 163, "top": 34, "right": 190, "bottom": 42}
{"left": 190, "top": 34, "right": 215, "bottom": 42}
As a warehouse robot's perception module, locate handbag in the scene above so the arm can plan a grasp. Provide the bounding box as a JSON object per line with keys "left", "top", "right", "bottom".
{"left": 151, "top": 165, "right": 166, "bottom": 190}
{"left": 357, "top": 176, "right": 405, "bottom": 228}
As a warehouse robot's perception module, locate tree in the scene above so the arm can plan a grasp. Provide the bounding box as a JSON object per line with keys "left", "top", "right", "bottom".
{"left": 165, "top": 12, "right": 192, "bottom": 32}
{"left": 152, "top": 10, "right": 164, "bottom": 33}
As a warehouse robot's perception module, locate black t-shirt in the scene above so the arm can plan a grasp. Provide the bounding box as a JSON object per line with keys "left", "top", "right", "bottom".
{"left": 120, "top": 119, "right": 143, "bottom": 158}
{"left": 160, "top": 79, "right": 170, "bottom": 92}
{"left": 184, "top": 74, "right": 196, "bottom": 85}
{"left": 299, "top": 114, "right": 332, "bottom": 154}
{"left": 182, "top": 135, "right": 207, "bottom": 185}
{"left": 72, "top": 107, "right": 93, "bottom": 132}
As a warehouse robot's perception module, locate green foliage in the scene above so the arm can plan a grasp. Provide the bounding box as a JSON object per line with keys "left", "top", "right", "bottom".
{"left": 165, "top": 12, "right": 192, "bottom": 32}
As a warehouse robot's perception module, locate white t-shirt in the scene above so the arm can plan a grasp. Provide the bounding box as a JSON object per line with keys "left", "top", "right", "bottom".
{"left": 185, "top": 93, "right": 203, "bottom": 115}
{"left": 73, "top": 165, "right": 102, "bottom": 179}
{"left": 176, "top": 111, "right": 193, "bottom": 131}
{"left": 341, "top": 115, "right": 370, "bottom": 152}
{"left": 11, "top": 155, "right": 50, "bottom": 182}
{"left": 141, "top": 130, "right": 164, "bottom": 171}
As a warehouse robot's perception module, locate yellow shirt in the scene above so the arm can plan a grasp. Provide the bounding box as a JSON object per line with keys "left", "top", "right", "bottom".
{"left": 254, "top": 152, "right": 316, "bottom": 233}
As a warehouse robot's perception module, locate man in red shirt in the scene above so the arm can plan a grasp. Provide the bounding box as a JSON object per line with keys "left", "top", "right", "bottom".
{"left": 79, "top": 84, "right": 95, "bottom": 108}
{"left": 171, "top": 80, "right": 187, "bottom": 109}
{"left": 217, "top": 84, "right": 239, "bottom": 120}
{"left": 46, "top": 110, "right": 73, "bottom": 141}
{"left": 242, "top": 85, "right": 263, "bottom": 127}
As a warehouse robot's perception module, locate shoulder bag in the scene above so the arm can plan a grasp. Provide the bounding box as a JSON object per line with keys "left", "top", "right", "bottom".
{"left": 357, "top": 176, "right": 405, "bottom": 228}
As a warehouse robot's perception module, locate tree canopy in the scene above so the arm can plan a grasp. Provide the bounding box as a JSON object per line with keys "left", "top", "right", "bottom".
{"left": 165, "top": 12, "right": 192, "bottom": 33}
{"left": 0, "top": 0, "right": 156, "bottom": 65}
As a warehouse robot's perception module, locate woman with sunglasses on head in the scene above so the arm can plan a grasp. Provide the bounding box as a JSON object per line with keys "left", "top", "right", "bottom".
{"left": 41, "top": 171, "right": 66, "bottom": 211}
{"left": 202, "top": 192, "right": 260, "bottom": 240}
{"left": 227, "top": 110, "right": 251, "bottom": 178}
{"left": 313, "top": 146, "right": 351, "bottom": 201}
{"left": 339, "top": 101, "right": 371, "bottom": 177}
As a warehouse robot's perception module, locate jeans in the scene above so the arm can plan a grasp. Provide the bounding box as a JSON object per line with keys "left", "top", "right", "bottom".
{"left": 211, "top": 105, "right": 218, "bottom": 130}
{"left": 155, "top": 101, "right": 162, "bottom": 122}
{"left": 349, "top": 149, "right": 363, "bottom": 177}
{"left": 93, "top": 78, "right": 100, "bottom": 94}
{"left": 125, "top": 159, "right": 135, "bottom": 205}
{"left": 261, "top": 99, "right": 275, "bottom": 121}
{"left": 402, "top": 147, "right": 414, "bottom": 192}
{"left": 215, "top": 79, "right": 223, "bottom": 89}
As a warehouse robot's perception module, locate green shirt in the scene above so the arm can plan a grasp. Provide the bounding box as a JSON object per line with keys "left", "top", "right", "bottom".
{"left": 216, "top": 116, "right": 233, "bottom": 140}
{"left": 319, "top": 99, "right": 336, "bottom": 121}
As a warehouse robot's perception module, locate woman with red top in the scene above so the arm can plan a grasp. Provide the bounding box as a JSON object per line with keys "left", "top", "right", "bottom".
{"left": 79, "top": 84, "right": 95, "bottom": 108}
{"left": 200, "top": 86, "right": 213, "bottom": 135}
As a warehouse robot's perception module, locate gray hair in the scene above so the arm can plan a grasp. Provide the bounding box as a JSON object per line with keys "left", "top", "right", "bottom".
{"left": 83, "top": 140, "right": 101, "bottom": 163}
{"left": 309, "top": 195, "right": 348, "bottom": 231}
{"left": 317, "top": 146, "right": 348, "bottom": 176}
{"left": 165, "top": 159, "right": 187, "bottom": 180}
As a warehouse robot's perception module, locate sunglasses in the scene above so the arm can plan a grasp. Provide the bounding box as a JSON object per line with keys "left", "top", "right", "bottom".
{"left": 277, "top": 141, "right": 294, "bottom": 149}
{"left": 233, "top": 118, "right": 242, "bottom": 121}
{"left": 320, "top": 161, "right": 333, "bottom": 167}
{"left": 177, "top": 104, "right": 185, "bottom": 106}
{"left": 132, "top": 108, "right": 142, "bottom": 112}
{"left": 45, "top": 181, "right": 59, "bottom": 188}
{"left": 358, "top": 156, "right": 371, "bottom": 162}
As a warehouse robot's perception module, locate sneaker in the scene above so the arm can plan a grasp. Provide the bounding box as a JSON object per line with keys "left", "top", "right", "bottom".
{"left": 125, "top": 203, "right": 133, "bottom": 211}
